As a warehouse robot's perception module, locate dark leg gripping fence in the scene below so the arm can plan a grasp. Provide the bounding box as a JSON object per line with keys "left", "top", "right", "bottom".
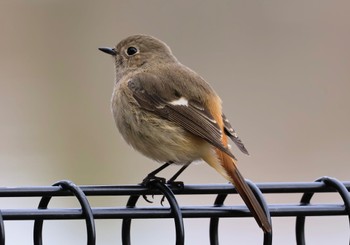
{"left": 0, "top": 176, "right": 349, "bottom": 244}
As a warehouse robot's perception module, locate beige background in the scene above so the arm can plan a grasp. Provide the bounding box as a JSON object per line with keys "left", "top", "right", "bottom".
{"left": 1, "top": 1, "right": 349, "bottom": 244}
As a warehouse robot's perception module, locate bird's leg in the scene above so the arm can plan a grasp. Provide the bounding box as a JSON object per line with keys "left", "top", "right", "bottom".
{"left": 167, "top": 162, "right": 191, "bottom": 187}
{"left": 142, "top": 161, "right": 173, "bottom": 185}
{"left": 160, "top": 162, "right": 191, "bottom": 205}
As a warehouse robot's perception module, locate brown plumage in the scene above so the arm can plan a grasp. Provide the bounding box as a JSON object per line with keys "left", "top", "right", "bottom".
{"left": 100, "top": 34, "right": 271, "bottom": 232}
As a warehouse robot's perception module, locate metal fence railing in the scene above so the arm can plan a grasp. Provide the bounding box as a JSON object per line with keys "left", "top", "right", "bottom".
{"left": 0, "top": 176, "right": 349, "bottom": 245}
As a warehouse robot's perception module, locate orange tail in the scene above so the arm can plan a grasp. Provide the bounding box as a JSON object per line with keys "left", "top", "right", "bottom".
{"left": 217, "top": 150, "right": 271, "bottom": 233}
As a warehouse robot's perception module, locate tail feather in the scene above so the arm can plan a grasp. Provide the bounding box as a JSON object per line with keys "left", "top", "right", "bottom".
{"left": 218, "top": 150, "right": 271, "bottom": 233}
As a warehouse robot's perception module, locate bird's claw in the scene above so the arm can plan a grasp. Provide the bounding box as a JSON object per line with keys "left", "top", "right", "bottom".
{"left": 141, "top": 175, "right": 166, "bottom": 203}
{"left": 141, "top": 176, "right": 185, "bottom": 205}
{"left": 142, "top": 194, "right": 154, "bottom": 203}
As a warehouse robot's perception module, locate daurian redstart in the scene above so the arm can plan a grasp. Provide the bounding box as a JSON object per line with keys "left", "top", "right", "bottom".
{"left": 99, "top": 35, "right": 271, "bottom": 233}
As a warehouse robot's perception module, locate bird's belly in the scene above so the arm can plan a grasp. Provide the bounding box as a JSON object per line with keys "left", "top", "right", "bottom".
{"left": 114, "top": 105, "right": 205, "bottom": 163}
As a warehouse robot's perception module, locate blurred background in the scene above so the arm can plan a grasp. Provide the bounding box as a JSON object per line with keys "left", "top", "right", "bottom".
{"left": 1, "top": 0, "right": 349, "bottom": 244}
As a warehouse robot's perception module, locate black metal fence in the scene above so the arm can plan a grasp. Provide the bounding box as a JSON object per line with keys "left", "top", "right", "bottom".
{"left": 0, "top": 176, "right": 349, "bottom": 244}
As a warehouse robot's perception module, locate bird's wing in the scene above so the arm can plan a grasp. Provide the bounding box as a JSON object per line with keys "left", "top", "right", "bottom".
{"left": 222, "top": 113, "right": 249, "bottom": 155}
{"left": 127, "top": 72, "right": 236, "bottom": 160}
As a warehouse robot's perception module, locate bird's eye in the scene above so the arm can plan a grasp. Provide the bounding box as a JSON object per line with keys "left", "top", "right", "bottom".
{"left": 126, "top": 47, "right": 138, "bottom": 56}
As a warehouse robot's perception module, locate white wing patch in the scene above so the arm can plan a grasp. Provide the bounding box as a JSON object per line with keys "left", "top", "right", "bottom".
{"left": 169, "top": 97, "right": 189, "bottom": 106}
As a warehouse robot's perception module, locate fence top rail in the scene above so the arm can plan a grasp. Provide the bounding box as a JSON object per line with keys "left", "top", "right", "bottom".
{"left": 0, "top": 180, "right": 349, "bottom": 197}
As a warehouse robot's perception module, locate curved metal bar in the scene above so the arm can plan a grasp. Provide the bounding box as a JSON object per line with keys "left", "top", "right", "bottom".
{"left": 33, "top": 191, "right": 51, "bottom": 244}
{"left": 295, "top": 177, "right": 323, "bottom": 245}
{"left": 153, "top": 181, "right": 185, "bottom": 245}
{"left": 59, "top": 180, "right": 96, "bottom": 245}
{"left": 0, "top": 210, "right": 5, "bottom": 245}
{"left": 121, "top": 195, "right": 141, "bottom": 245}
{"left": 296, "top": 176, "right": 350, "bottom": 245}
{"left": 209, "top": 180, "right": 272, "bottom": 245}
{"left": 295, "top": 192, "right": 314, "bottom": 244}
{"left": 209, "top": 194, "right": 228, "bottom": 245}
{"left": 322, "top": 177, "right": 350, "bottom": 219}
{"left": 321, "top": 177, "right": 350, "bottom": 244}
{"left": 33, "top": 180, "right": 96, "bottom": 245}
{"left": 246, "top": 180, "right": 273, "bottom": 245}
{"left": 122, "top": 180, "right": 185, "bottom": 245}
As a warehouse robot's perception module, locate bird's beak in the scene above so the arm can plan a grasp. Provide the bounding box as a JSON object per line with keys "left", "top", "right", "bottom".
{"left": 99, "top": 47, "right": 116, "bottom": 56}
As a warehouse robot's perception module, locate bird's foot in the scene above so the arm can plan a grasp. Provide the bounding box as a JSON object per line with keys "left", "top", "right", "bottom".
{"left": 140, "top": 175, "right": 185, "bottom": 205}
{"left": 141, "top": 175, "right": 166, "bottom": 203}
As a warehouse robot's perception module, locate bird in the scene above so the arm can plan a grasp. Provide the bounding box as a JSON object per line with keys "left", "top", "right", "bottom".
{"left": 99, "top": 34, "right": 271, "bottom": 233}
